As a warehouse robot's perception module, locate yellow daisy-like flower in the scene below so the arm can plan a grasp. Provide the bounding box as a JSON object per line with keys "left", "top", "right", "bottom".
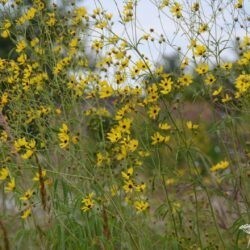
{"left": 21, "top": 208, "right": 32, "bottom": 219}
{"left": 33, "top": 170, "right": 46, "bottom": 181}
{"left": 159, "top": 122, "right": 171, "bottom": 130}
{"left": 134, "top": 200, "right": 149, "bottom": 213}
{"left": 121, "top": 167, "right": 133, "bottom": 180}
{"left": 186, "top": 121, "right": 199, "bottom": 130}
{"left": 81, "top": 193, "right": 95, "bottom": 212}
{"left": 107, "top": 127, "right": 122, "bottom": 143}
{"left": 58, "top": 123, "right": 70, "bottom": 149}
{"left": 151, "top": 132, "right": 165, "bottom": 145}
{"left": 20, "top": 189, "right": 34, "bottom": 201}
{"left": 123, "top": 179, "right": 135, "bottom": 193}
{"left": 178, "top": 74, "right": 193, "bottom": 87}
{"left": 212, "top": 87, "right": 222, "bottom": 96}
{"left": 170, "top": 2, "right": 182, "bottom": 18}
{"left": 195, "top": 63, "right": 209, "bottom": 75}
{"left": 210, "top": 160, "right": 229, "bottom": 172}
{"left": 205, "top": 74, "right": 216, "bottom": 85}
{"left": 5, "top": 178, "right": 15, "bottom": 192}
{"left": 148, "top": 105, "right": 160, "bottom": 120}
{"left": 0, "top": 167, "right": 9, "bottom": 180}
{"left": 194, "top": 44, "right": 207, "bottom": 56}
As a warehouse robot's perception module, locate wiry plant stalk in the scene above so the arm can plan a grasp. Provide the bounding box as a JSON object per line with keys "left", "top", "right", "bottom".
{"left": 0, "top": 220, "right": 9, "bottom": 250}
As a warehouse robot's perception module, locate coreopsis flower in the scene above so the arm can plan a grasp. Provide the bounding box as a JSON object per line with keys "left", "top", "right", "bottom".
{"left": 71, "top": 135, "right": 79, "bottom": 144}
{"left": 170, "top": 2, "right": 182, "bottom": 18}
{"left": 122, "top": 1, "right": 134, "bottom": 22}
{"left": 0, "top": 29, "right": 9, "bottom": 38}
{"left": 107, "top": 127, "right": 122, "bottom": 143}
{"left": 116, "top": 145, "right": 128, "bottom": 161}
{"left": 241, "top": 36, "right": 250, "bottom": 47}
{"left": 1, "top": 19, "right": 11, "bottom": 38}
{"left": 16, "top": 40, "right": 26, "bottom": 53}
{"left": 135, "top": 182, "right": 146, "bottom": 192}
{"left": 32, "top": 170, "right": 46, "bottom": 181}
{"left": 212, "top": 87, "right": 222, "bottom": 96}
{"left": 118, "top": 118, "right": 132, "bottom": 134}
{"left": 235, "top": 74, "right": 250, "bottom": 98}
{"left": 151, "top": 132, "right": 165, "bottom": 145}
{"left": 123, "top": 179, "right": 135, "bottom": 193}
{"left": 178, "top": 74, "right": 193, "bottom": 86}
{"left": 195, "top": 63, "right": 209, "bottom": 75}
{"left": 0, "top": 131, "right": 8, "bottom": 142}
{"left": 221, "top": 62, "right": 232, "bottom": 70}
{"left": 110, "top": 185, "right": 119, "bottom": 196}
{"left": 159, "top": 75, "right": 172, "bottom": 94}
{"left": 186, "top": 121, "right": 199, "bottom": 130}
{"left": 148, "top": 105, "right": 160, "bottom": 120}
{"left": 238, "top": 50, "right": 250, "bottom": 65}
{"left": 74, "top": 7, "right": 88, "bottom": 20}
{"left": 21, "top": 208, "right": 31, "bottom": 219}
{"left": 30, "top": 37, "right": 39, "bottom": 47}
{"left": 5, "top": 178, "right": 15, "bottom": 192}
{"left": 198, "top": 24, "right": 208, "bottom": 33}
{"left": 210, "top": 160, "right": 229, "bottom": 172}
{"left": 81, "top": 193, "right": 95, "bottom": 212}
{"left": 159, "top": 122, "right": 171, "bottom": 130}
{"left": 127, "top": 138, "right": 139, "bottom": 152}
{"left": 20, "top": 189, "right": 34, "bottom": 201}
{"left": 194, "top": 44, "right": 207, "bottom": 56}
{"left": 221, "top": 94, "right": 232, "bottom": 103}
{"left": 205, "top": 74, "right": 216, "bottom": 85}
{"left": 235, "top": 0, "right": 243, "bottom": 8}
{"left": 134, "top": 200, "right": 149, "bottom": 213}
{"left": 14, "top": 137, "right": 36, "bottom": 159}
{"left": 99, "top": 81, "right": 114, "bottom": 98}
{"left": 0, "top": 167, "right": 9, "bottom": 180}
{"left": 121, "top": 167, "right": 133, "bottom": 180}
{"left": 58, "top": 123, "right": 70, "bottom": 149}
{"left": 0, "top": 92, "right": 8, "bottom": 108}
{"left": 96, "top": 152, "right": 110, "bottom": 167}
{"left": 146, "top": 83, "right": 159, "bottom": 103}
{"left": 17, "top": 53, "right": 27, "bottom": 65}
{"left": 46, "top": 13, "right": 56, "bottom": 26}
{"left": 91, "top": 39, "right": 104, "bottom": 53}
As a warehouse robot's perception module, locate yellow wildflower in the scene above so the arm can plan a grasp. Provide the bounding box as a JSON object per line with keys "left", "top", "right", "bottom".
{"left": 0, "top": 167, "right": 9, "bottom": 180}
{"left": 21, "top": 208, "right": 32, "bottom": 219}
{"left": 151, "top": 132, "right": 165, "bottom": 145}
{"left": 186, "top": 121, "right": 199, "bottom": 130}
{"left": 170, "top": 2, "right": 182, "bottom": 18}
{"left": 210, "top": 160, "right": 229, "bottom": 172}
{"left": 81, "top": 193, "right": 95, "bottom": 212}
{"left": 121, "top": 167, "right": 133, "bottom": 180}
{"left": 196, "top": 63, "right": 209, "bottom": 75}
{"left": 148, "top": 105, "right": 160, "bottom": 120}
{"left": 20, "top": 189, "right": 34, "bottom": 201}
{"left": 134, "top": 200, "right": 149, "bottom": 213}
{"left": 5, "top": 178, "right": 15, "bottom": 192}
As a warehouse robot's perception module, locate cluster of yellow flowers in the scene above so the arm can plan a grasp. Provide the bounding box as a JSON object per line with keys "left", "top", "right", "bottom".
{"left": 0, "top": 4, "right": 249, "bottom": 249}
{"left": 14, "top": 137, "right": 36, "bottom": 159}
{"left": 58, "top": 123, "right": 79, "bottom": 149}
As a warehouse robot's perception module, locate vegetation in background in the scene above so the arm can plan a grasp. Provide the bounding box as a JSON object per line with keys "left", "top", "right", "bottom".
{"left": 0, "top": 0, "right": 250, "bottom": 249}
